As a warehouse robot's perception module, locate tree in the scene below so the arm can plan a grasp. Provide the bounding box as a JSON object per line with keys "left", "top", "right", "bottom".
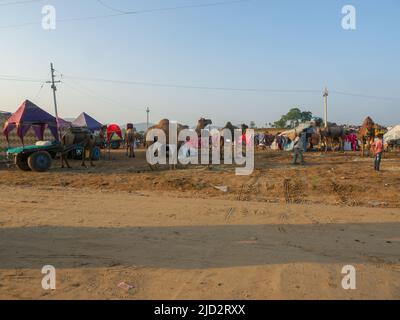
{"left": 272, "top": 108, "right": 313, "bottom": 129}
{"left": 249, "top": 121, "right": 257, "bottom": 129}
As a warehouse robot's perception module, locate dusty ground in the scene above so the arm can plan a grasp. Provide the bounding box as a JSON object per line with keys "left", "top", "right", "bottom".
{"left": 0, "top": 149, "right": 399, "bottom": 299}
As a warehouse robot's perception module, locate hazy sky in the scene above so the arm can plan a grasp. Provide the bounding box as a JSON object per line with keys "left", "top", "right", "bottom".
{"left": 0, "top": 0, "right": 399, "bottom": 126}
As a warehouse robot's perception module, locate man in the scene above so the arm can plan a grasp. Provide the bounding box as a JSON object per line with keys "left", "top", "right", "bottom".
{"left": 292, "top": 132, "right": 306, "bottom": 165}
{"left": 371, "top": 135, "right": 384, "bottom": 171}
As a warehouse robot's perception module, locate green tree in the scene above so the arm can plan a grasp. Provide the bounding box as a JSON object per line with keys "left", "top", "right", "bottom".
{"left": 272, "top": 108, "right": 313, "bottom": 129}
{"left": 249, "top": 121, "right": 257, "bottom": 129}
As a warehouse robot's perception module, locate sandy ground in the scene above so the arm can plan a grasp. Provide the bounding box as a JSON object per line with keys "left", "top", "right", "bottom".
{"left": 0, "top": 149, "right": 399, "bottom": 299}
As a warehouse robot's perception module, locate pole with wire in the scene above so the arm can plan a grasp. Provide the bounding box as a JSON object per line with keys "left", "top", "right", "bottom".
{"left": 323, "top": 87, "right": 329, "bottom": 128}
{"left": 146, "top": 107, "right": 150, "bottom": 130}
{"left": 47, "top": 63, "right": 62, "bottom": 142}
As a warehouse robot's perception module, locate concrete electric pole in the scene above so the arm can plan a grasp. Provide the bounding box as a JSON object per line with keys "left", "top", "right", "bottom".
{"left": 47, "top": 63, "right": 62, "bottom": 141}
{"left": 323, "top": 87, "right": 329, "bottom": 128}
{"left": 146, "top": 107, "right": 150, "bottom": 130}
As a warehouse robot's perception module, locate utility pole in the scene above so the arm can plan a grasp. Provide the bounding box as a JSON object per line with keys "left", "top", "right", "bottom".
{"left": 323, "top": 87, "right": 329, "bottom": 128}
{"left": 47, "top": 63, "right": 62, "bottom": 141}
{"left": 146, "top": 107, "right": 150, "bottom": 130}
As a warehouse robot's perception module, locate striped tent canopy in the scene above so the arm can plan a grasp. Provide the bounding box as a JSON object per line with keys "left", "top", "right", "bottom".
{"left": 3, "top": 100, "right": 59, "bottom": 143}
{"left": 72, "top": 112, "right": 103, "bottom": 132}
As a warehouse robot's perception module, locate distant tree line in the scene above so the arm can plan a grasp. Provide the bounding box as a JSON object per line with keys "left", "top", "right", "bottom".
{"left": 269, "top": 108, "right": 321, "bottom": 129}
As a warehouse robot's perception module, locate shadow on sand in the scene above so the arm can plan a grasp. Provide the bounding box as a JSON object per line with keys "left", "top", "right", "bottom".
{"left": 0, "top": 223, "right": 399, "bottom": 270}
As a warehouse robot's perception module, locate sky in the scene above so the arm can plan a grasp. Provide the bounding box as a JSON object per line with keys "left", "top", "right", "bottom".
{"left": 0, "top": 0, "right": 399, "bottom": 127}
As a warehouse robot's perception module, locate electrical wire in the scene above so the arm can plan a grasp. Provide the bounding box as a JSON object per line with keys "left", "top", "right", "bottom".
{"left": 96, "top": 0, "right": 127, "bottom": 14}
{"left": 0, "top": 0, "right": 251, "bottom": 29}
{"left": 330, "top": 90, "right": 398, "bottom": 102}
{"left": 0, "top": 0, "right": 43, "bottom": 7}
{"left": 62, "top": 74, "right": 321, "bottom": 94}
{"left": 0, "top": 75, "right": 46, "bottom": 83}
{"left": 0, "top": 73, "right": 398, "bottom": 102}
{"left": 61, "top": 79, "right": 144, "bottom": 111}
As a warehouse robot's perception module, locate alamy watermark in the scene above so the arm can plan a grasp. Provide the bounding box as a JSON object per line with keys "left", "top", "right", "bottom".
{"left": 145, "top": 123, "right": 255, "bottom": 176}
{"left": 42, "top": 5, "right": 56, "bottom": 30}
{"left": 40, "top": 5, "right": 357, "bottom": 31}
{"left": 41, "top": 265, "right": 56, "bottom": 290}
{"left": 341, "top": 265, "right": 356, "bottom": 290}
{"left": 342, "top": 5, "right": 357, "bottom": 30}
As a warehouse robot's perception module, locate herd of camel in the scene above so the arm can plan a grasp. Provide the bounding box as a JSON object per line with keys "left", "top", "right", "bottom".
{"left": 318, "top": 116, "right": 386, "bottom": 156}
{"left": 58, "top": 116, "right": 385, "bottom": 169}
{"left": 144, "top": 116, "right": 386, "bottom": 157}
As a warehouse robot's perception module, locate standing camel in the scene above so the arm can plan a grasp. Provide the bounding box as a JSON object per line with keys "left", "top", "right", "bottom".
{"left": 220, "top": 122, "right": 249, "bottom": 158}
{"left": 145, "top": 119, "right": 189, "bottom": 170}
{"left": 195, "top": 117, "right": 212, "bottom": 150}
{"left": 319, "top": 125, "right": 346, "bottom": 152}
{"left": 125, "top": 124, "right": 136, "bottom": 158}
{"left": 192, "top": 118, "right": 212, "bottom": 163}
{"left": 358, "top": 117, "right": 376, "bottom": 157}
{"left": 61, "top": 127, "right": 97, "bottom": 168}
{"left": 195, "top": 118, "right": 213, "bottom": 137}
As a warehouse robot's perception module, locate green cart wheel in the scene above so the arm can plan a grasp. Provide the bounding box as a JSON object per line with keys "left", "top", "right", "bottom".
{"left": 28, "top": 151, "right": 52, "bottom": 172}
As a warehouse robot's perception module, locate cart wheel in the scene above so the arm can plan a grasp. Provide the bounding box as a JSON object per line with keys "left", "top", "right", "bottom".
{"left": 28, "top": 151, "right": 52, "bottom": 172}
{"left": 16, "top": 154, "right": 31, "bottom": 171}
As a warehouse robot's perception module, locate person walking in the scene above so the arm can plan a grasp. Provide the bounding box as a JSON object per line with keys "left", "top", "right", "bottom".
{"left": 292, "top": 132, "right": 306, "bottom": 165}
{"left": 372, "top": 135, "right": 384, "bottom": 171}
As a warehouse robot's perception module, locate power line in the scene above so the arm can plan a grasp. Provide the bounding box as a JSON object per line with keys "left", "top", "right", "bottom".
{"left": 0, "top": 75, "right": 46, "bottom": 83}
{"left": 0, "top": 0, "right": 251, "bottom": 29}
{"left": 34, "top": 82, "right": 45, "bottom": 98}
{"left": 61, "top": 79, "right": 144, "bottom": 111}
{"left": 330, "top": 90, "right": 398, "bottom": 102}
{"left": 1, "top": 73, "right": 399, "bottom": 101}
{"left": 96, "top": 0, "right": 127, "bottom": 14}
{"left": 62, "top": 74, "right": 321, "bottom": 94}
{"left": 97, "top": 0, "right": 252, "bottom": 15}
{"left": 0, "top": 0, "right": 43, "bottom": 6}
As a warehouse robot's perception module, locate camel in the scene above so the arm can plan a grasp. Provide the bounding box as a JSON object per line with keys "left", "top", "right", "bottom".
{"left": 145, "top": 119, "right": 189, "bottom": 170}
{"left": 358, "top": 117, "right": 389, "bottom": 157}
{"left": 195, "top": 117, "right": 212, "bottom": 137}
{"left": 189, "top": 118, "right": 212, "bottom": 163}
{"left": 125, "top": 124, "right": 136, "bottom": 158}
{"left": 145, "top": 119, "right": 189, "bottom": 147}
{"left": 219, "top": 122, "right": 249, "bottom": 158}
{"left": 358, "top": 117, "right": 388, "bottom": 157}
{"left": 358, "top": 117, "right": 375, "bottom": 157}
{"left": 319, "top": 125, "right": 347, "bottom": 152}
{"left": 61, "top": 126, "right": 97, "bottom": 168}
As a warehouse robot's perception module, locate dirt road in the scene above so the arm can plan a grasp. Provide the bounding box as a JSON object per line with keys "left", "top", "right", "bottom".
{"left": 0, "top": 183, "right": 399, "bottom": 299}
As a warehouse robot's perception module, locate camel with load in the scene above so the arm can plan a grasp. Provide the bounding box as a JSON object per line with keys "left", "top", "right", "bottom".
{"left": 60, "top": 126, "right": 99, "bottom": 168}
{"left": 358, "top": 117, "right": 387, "bottom": 157}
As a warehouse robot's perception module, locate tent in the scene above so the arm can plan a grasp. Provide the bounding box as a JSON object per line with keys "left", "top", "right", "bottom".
{"left": 3, "top": 100, "right": 59, "bottom": 143}
{"left": 72, "top": 112, "right": 103, "bottom": 132}
{"left": 278, "top": 122, "right": 313, "bottom": 141}
{"left": 384, "top": 125, "right": 400, "bottom": 143}
{"left": 107, "top": 124, "right": 123, "bottom": 142}
{"left": 0, "top": 111, "right": 11, "bottom": 120}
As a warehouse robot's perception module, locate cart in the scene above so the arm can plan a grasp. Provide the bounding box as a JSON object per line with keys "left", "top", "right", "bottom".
{"left": 7, "top": 141, "right": 84, "bottom": 172}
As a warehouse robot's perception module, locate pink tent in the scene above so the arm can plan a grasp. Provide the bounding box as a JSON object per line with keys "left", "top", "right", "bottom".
{"left": 3, "top": 100, "right": 59, "bottom": 143}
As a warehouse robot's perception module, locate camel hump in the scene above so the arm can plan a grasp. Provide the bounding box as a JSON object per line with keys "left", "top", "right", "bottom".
{"left": 179, "top": 124, "right": 189, "bottom": 130}
{"left": 158, "top": 119, "right": 170, "bottom": 126}
{"left": 362, "top": 116, "right": 375, "bottom": 126}
{"left": 224, "top": 122, "right": 237, "bottom": 130}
